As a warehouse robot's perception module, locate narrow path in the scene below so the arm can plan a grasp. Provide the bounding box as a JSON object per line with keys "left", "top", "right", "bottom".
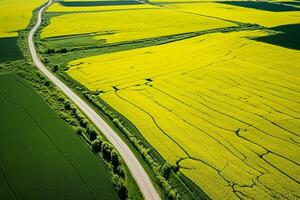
{"left": 28, "top": 1, "right": 161, "bottom": 199}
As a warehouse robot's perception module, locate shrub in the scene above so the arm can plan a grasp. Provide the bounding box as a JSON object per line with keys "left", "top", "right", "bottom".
{"left": 168, "top": 189, "right": 178, "bottom": 200}
{"left": 59, "top": 112, "right": 71, "bottom": 122}
{"left": 75, "top": 127, "right": 85, "bottom": 136}
{"left": 118, "top": 182, "right": 128, "bottom": 200}
{"left": 52, "top": 65, "right": 58, "bottom": 72}
{"left": 171, "top": 165, "right": 180, "bottom": 173}
{"left": 58, "top": 48, "right": 67, "bottom": 53}
{"left": 57, "top": 95, "right": 65, "bottom": 102}
{"left": 79, "top": 118, "right": 88, "bottom": 128}
{"left": 46, "top": 48, "right": 55, "bottom": 54}
{"left": 117, "top": 166, "right": 126, "bottom": 179}
{"left": 111, "top": 149, "right": 120, "bottom": 169}
{"left": 44, "top": 80, "right": 50, "bottom": 87}
{"left": 86, "top": 126, "right": 97, "bottom": 141}
{"left": 64, "top": 101, "right": 71, "bottom": 110}
{"left": 101, "top": 142, "right": 113, "bottom": 161}
{"left": 112, "top": 175, "right": 128, "bottom": 200}
{"left": 91, "top": 139, "right": 102, "bottom": 153}
{"left": 161, "top": 163, "right": 172, "bottom": 179}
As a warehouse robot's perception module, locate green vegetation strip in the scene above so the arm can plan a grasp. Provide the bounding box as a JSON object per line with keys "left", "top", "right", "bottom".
{"left": 254, "top": 23, "right": 300, "bottom": 50}
{"left": 281, "top": 1, "right": 300, "bottom": 6}
{"left": 0, "top": 73, "right": 118, "bottom": 200}
{"left": 219, "top": 1, "right": 300, "bottom": 12}
{"left": 41, "top": 23, "right": 263, "bottom": 66}
{"left": 0, "top": 37, "right": 23, "bottom": 62}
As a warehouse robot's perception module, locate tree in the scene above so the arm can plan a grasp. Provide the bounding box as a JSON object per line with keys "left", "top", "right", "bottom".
{"left": 43, "top": 58, "right": 49, "bottom": 64}
{"left": 75, "top": 127, "right": 84, "bottom": 136}
{"left": 118, "top": 182, "right": 128, "bottom": 200}
{"left": 101, "top": 142, "right": 113, "bottom": 161}
{"left": 52, "top": 65, "right": 58, "bottom": 72}
{"left": 161, "top": 163, "right": 172, "bottom": 179}
{"left": 117, "top": 166, "right": 126, "bottom": 179}
{"left": 167, "top": 189, "right": 178, "bottom": 200}
{"left": 46, "top": 48, "right": 55, "bottom": 54}
{"left": 64, "top": 101, "right": 71, "bottom": 110}
{"left": 112, "top": 175, "right": 128, "bottom": 200}
{"left": 171, "top": 165, "right": 179, "bottom": 173}
{"left": 111, "top": 150, "right": 120, "bottom": 169}
{"left": 91, "top": 139, "right": 102, "bottom": 153}
{"left": 59, "top": 48, "right": 67, "bottom": 53}
{"left": 44, "top": 80, "right": 50, "bottom": 87}
{"left": 87, "top": 126, "right": 97, "bottom": 141}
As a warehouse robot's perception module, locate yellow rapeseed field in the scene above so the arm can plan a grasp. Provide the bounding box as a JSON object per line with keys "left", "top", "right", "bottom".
{"left": 67, "top": 30, "right": 300, "bottom": 199}
{"left": 154, "top": 2, "right": 300, "bottom": 27}
{"left": 151, "top": 0, "right": 299, "bottom": 2}
{"left": 47, "top": 2, "right": 155, "bottom": 13}
{"left": 0, "top": 0, "right": 45, "bottom": 38}
{"left": 41, "top": 5, "right": 235, "bottom": 43}
{"left": 63, "top": 0, "right": 122, "bottom": 1}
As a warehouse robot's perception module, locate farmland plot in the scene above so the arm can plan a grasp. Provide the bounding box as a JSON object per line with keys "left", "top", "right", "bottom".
{"left": 41, "top": 4, "right": 236, "bottom": 43}
{"left": 0, "top": 0, "right": 46, "bottom": 38}
{"left": 0, "top": 73, "right": 118, "bottom": 200}
{"left": 0, "top": 37, "right": 22, "bottom": 62}
{"left": 0, "top": 0, "right": 45, "bottom": 61}
{"left": 47, "top": 2, "right": 155, "bottom": 13}
{"left": 153, "top": 1, "right": 300, "bottom": 27}
{"left": 67, "top": 30, "right": 300, "bottom": 199}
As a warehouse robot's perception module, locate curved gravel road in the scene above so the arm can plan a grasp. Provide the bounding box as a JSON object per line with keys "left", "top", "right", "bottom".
{"left": 28, "top": 1, "right": 160, "bottom": 199}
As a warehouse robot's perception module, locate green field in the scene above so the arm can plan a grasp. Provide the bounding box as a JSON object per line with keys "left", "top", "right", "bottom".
{"left": 254, "top": 23, "right": 300, "bottom": 50}
{"left": 221, "top": 1, "right": 300, "bottom": 12}
{"left": 0, "top": 73, "right": 118, "bottom": 200}
{"left": 0, "top": 37, "right": 23, "bottom": 62}
{"left": 42, "top": 31, "right": 106, "bottom": 50}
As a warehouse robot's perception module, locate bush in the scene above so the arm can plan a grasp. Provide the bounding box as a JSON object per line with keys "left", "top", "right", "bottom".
{"left": 161, "top": 163, "right": 172, "bottom": 179}
{"left": 171, "top": 165, "right": 180, "bottom": 173}
{"left": 57, "top": 95, "right": 65, "bottom": 102}
{"left": 101, "top": 142, "right": 113, "bottom": 161}
{"left": 117, "top": 166, "right": 126, "bottom": 179}
{"left": 91, "top": 139, "right": 102, "bottom": 153}
{"left": 111, "top": 150, "right": 120, "bottom": 169}
{"left": 112, "top": 175, "right": 128, "bottom": 200}
{"left": 44, "top": 80, "right": 50, "bottom": 87}
{"left": 118, "top": 182, "right": 128, "bottom": 200}
{"left": 79, "top": 118, "right": 88, "bottom": 128}
{"left": 168, "top": 189, "right": 178, "bottom": 200}
{"left": 46, "top": 48, "right": 55, "bottom": 54}
{"left": 64, "top": 101, "right": 71, "bottom": 110}
{"left": 57, "top": 48, "right": 67, "bottom": 53}
{"left": 59, "top": 112, "right": 71, "bottom": 122}
{"left": 75, "top": 127, "right": 85, "bottom": 136}
{"left": 43, "top": 57, "right": 49, "bottom": 64}
{"left": 86, "top": 126, "right": 97, "bottom": 141}
{"left": 52, "top": 65, "right": 58, "bottom": 72}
